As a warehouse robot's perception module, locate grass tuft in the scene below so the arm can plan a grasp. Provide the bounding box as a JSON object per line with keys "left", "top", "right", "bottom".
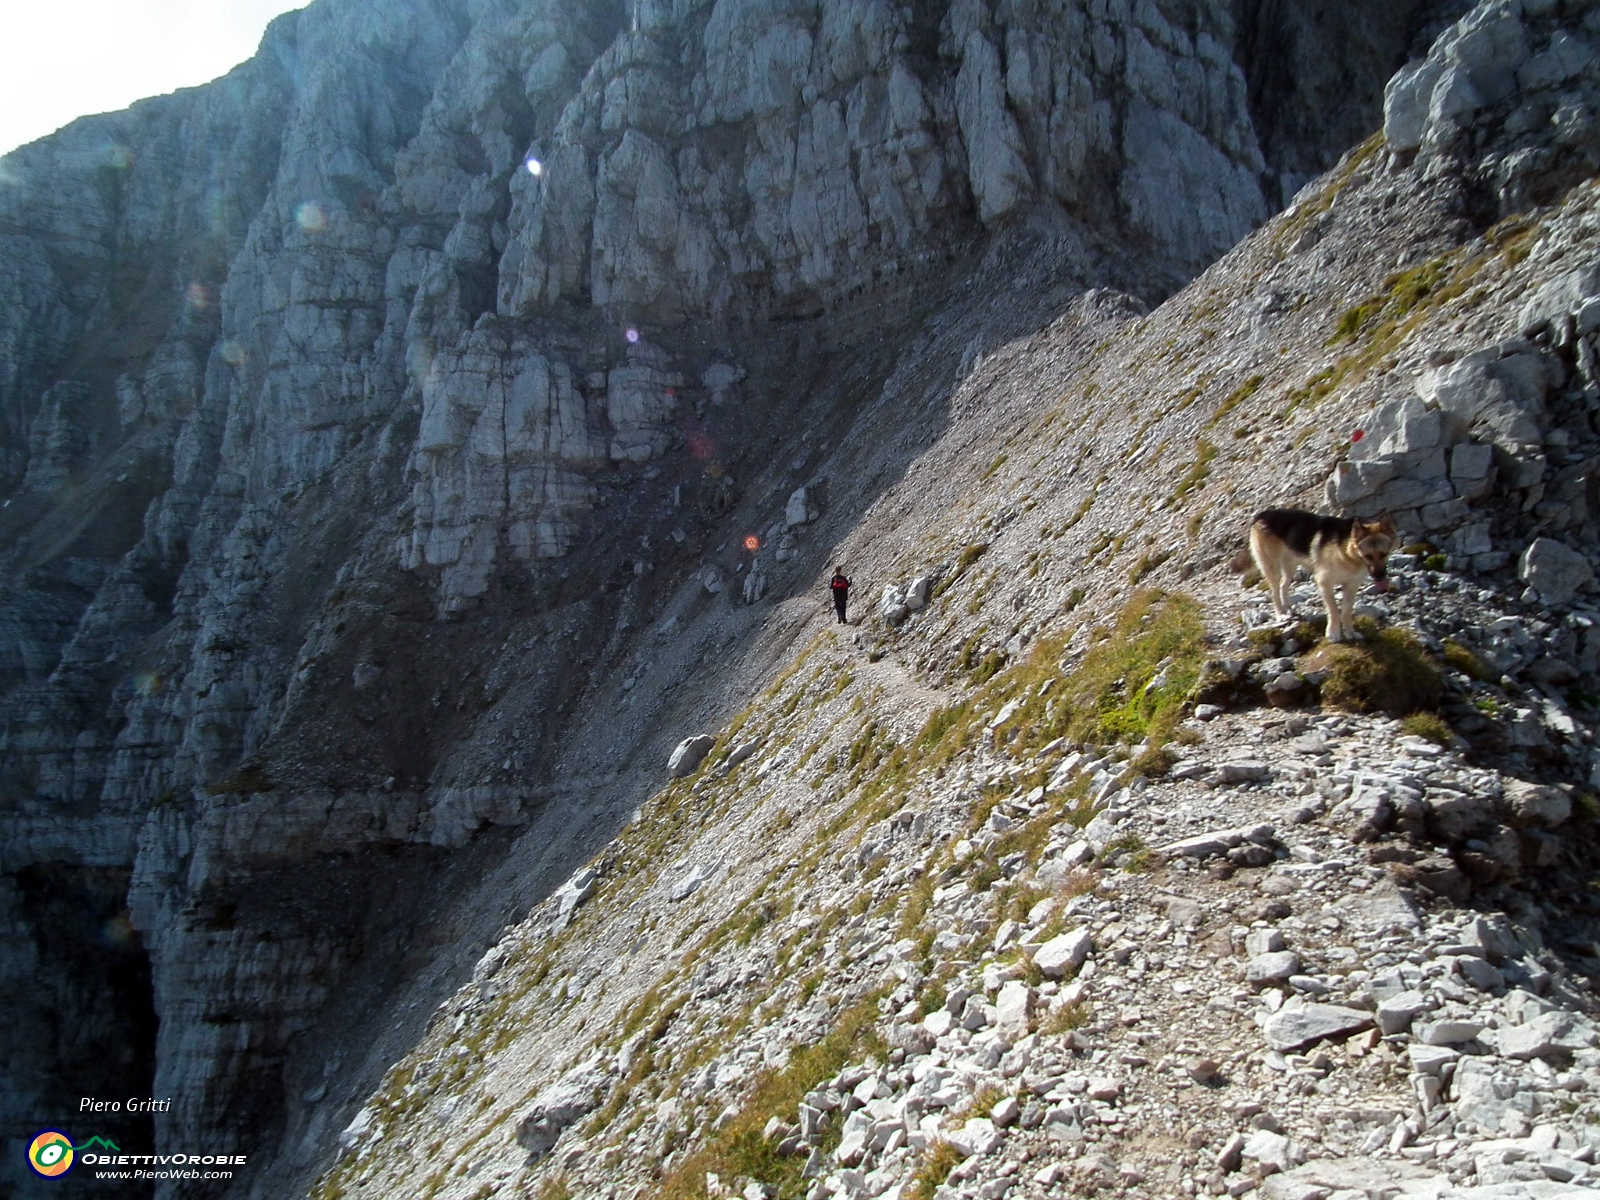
{"left": 1128, "top": 550, "right": 1173, "bottom": 584}
{"left": 1442, "top": 639, "right": 1495, "bottom": 682}
{"left": 1302, "top": 619, "right": 1442, "bottom": 715}
{"left": 931, "top": 543, "right": 990, "bottom": 602}
{"left": 1208, "top": 374, "right": 1264, "bottom": 426}
{"left": 907, "top": 1142, "right": 965, "bottom": 1200}
{"left": 1169, "top": 440, "right": 1218, "bottom": 506}
{"left": 1400, "top": 711, "right": 1453, "bottom": 745}
{"left": 1038, "top": 999, "right": 1092, "bottom": 1035}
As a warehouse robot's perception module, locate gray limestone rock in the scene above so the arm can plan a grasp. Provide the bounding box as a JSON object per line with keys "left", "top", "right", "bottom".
{"left": 1033, "top": 929, "right": 1093, "bottom": 978}
{"left": 1498, "top": 1011, "right": 1598, "bottom": 1060}
{"left": 905, "top": 575, "right": 932, "bottom": 611}
{"left": 1262, "top": 1000, "right": 1374, "bottom": 1051}
{"left": 786, "top": 486, "right": 818, "bottom": 527}
{"left": 1503, "top": 780, "right": 1572, "bottom": 828}
{"left": 1243, "top": 1128, "right": 1294, "bottom": 1174}
{"left": 1261, "top": 1160, "right": 1448, "bottom": 1200}
{"left": 1247, "top": 950, "right": 1303, "bottom": 985}
{"left": 1217, "top": 760, "right": 1270, "bottom": 784}
{"left": 1245, "top": 929, "right": 1286, "bottom": 955}
{"left": 1427, "top": 788, "right": 1501, "bottom": 842}
{"left": 515, "top": 1062, "right": 610, "bottom": 1158}
{"left": 668, "top": 735, "right": 718, "bottom": 777}
{"left": 1519, "top": 538, "right": 1594, "bottom": 605}
{"left": 1377, "top": 989, "right": 1430, "bottom": 1034}
{"left": 1385, "top": 58, "right": 1448, "bottom": 152}
{"left": 954, "top": 32, "right": 1034, "bottom": 224}
{"left": 669, "top": 864, "right": 710, "bottom": 902}
{"left": 1416, "top": 1017, "right": 1485, "bottom": 1045}
{"left": 946, "top": 1116, "right": 1002, "bottom": 1157}
{"left": 553, "top": 867, "right": 599, "bottom": 927}
{"left": 1157, "top": 825, "right": 1273, "bottom": 860}
{"left": 993, "top": 981, "right": 1033, "bottom": 1040}
{"left": 1520, "top": 261, "right": 1600, "bottom": 335}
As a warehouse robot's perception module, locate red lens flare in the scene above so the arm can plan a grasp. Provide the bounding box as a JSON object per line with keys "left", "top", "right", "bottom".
{"left": 744, "top": 536, "right": 760, "bottom": 552}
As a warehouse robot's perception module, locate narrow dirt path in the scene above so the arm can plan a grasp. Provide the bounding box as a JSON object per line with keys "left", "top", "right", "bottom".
{"left": 853, "top": 650, "right": 949, "bottom": 720}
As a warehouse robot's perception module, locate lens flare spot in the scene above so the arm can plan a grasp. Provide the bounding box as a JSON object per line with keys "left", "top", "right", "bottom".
{"left": 220, "top": 342, "right": 247, "bottom": 366}
{"left": 688, "top": 432, "right": 715, "bottom": 460}
{"left": 102, "top": 145, "right": 134, "bottom": 170}
{"left": 1351, "top": 428, "right": 1365, "bottom": 443}
{"left": 624, "top": 327, "right": 640, "bottom": 344}
{"left": 744, "top": 535, "right": 760, "bottom": 552}
{"left": 135, "top": 672, "right": 165, "bottom": 696}
{"left": 296, "top": 202, "right": 327, "bottom": 232}
{"left": 186, "top": 283, "right": 211, "bottom": 309}
{"left": 524, "top": 157, "right": 543, "bottom": 176}
{"left": 102, "top": 913, "right": 135, "bottom": 945}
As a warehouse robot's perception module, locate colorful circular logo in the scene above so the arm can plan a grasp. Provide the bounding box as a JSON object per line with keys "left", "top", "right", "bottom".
{"left": 28, "top": 1130, "right": 75, "bottom": 1178}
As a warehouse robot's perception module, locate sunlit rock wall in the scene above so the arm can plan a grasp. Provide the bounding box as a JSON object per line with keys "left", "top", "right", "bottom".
{"left": 0, "top": 0, "right": 1468, "bottom": 1194}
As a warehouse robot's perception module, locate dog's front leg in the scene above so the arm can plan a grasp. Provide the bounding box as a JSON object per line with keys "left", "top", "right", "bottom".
{"left": 1320, "top": 577, "right": 1344, "bottom": 642}
{"left": 1340, "top": 583, "right": 1358, "bottom": 642}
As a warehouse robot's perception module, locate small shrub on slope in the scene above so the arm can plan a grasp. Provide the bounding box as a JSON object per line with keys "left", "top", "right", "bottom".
{"left": 1303, "top": 618, "right": 1441, "bottom": 715}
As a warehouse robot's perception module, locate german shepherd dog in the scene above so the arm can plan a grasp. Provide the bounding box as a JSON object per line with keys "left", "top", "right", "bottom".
{"left": 1244, "top": 509, "right": 1397, "bottom": 643}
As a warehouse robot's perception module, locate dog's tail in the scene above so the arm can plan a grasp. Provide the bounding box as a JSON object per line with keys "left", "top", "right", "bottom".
{"left": 1227, "top": 547, "right": 1252, "bottom": 573}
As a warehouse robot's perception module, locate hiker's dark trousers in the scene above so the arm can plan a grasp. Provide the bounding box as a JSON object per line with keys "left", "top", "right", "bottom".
{"left": 833, "top": 592, "right": 847, "bottom": 623}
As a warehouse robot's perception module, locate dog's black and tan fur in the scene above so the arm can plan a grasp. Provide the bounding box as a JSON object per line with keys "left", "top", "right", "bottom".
{"left": 1245, "top": 508, "right": 1397, "bottom": 643}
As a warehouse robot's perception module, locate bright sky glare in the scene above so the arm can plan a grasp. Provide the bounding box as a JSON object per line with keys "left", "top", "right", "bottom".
{"left": 0, "top": 0, "right": 310, "bottom": 158}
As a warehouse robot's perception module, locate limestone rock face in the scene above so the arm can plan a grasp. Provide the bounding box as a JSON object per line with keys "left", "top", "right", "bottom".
{"left": 0, "top": 0, "right": 1496, "bottom": 1194}
{"left": 1384, "top": 0, "right": 1600, "bottom": 213}
{"left": 404, "top": 329, "right": 603, "bottom": 609}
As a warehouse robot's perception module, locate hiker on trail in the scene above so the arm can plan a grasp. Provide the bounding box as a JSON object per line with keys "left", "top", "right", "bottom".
{"left": 829, "top": 566, "right": 851, "bottom": 624}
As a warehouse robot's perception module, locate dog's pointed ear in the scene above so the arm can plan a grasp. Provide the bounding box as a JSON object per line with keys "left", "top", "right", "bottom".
{"left": 1377, "top": 515, "right": 1397, "bottom": 535}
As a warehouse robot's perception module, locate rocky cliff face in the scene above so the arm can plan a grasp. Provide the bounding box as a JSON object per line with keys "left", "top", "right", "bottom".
{"left": 3, "top": 0, "right": 1574, "bottom": 1196}
{"left": 307, "top": 2, "right": 1600, "bottom": 1194}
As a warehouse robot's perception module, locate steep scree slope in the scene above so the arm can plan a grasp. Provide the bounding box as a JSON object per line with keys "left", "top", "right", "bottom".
{"left": 0, "top": 0, "right": 1586, "bottom": 1197}
{"left": 311, "top": 4, "right": 1600, "bottom": 1200}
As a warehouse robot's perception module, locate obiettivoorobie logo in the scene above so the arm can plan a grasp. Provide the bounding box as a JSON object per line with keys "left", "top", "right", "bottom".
{"left": 27, "top": 1131, "right": 121, "bottom": 1178}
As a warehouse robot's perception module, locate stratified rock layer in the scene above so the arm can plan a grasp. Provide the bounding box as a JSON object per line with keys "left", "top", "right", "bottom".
{"left": 0, "top": 0, "right": 1556, "bottom": 1197}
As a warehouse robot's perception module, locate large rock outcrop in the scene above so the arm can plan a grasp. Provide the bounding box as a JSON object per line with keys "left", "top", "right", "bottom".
{"left": 0, "top": 0, "right": 1512, "bottom": 1196}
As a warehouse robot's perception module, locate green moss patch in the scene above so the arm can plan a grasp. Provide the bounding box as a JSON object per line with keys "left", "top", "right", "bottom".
{"left": 1168, "top": 440, "right": 1217, "bottom": 506}
{"left": 1442, "top": 639, "right": 1495, "bottom": 682}
{"left": 1208, "top": 374, "right": 1264, "bottom": 426}
{"left": 983, "top": 590, "right": 1207, "bottom": 755}
{"left": 1302, "top": 619, "right": 1441, "bottom": 715}
{"left": 1400, "top": 711, "right": 1453, "bottom": 745}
